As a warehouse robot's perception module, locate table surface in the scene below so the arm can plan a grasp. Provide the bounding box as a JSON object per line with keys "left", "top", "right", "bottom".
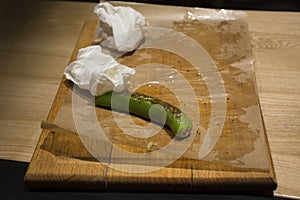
{"left": 0, "top": 1, "right": 299, "bottom": 199}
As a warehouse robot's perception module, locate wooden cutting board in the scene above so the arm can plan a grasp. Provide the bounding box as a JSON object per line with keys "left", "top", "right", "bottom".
{"left": 25, "top": 3, "right": 276, "bottom": 194}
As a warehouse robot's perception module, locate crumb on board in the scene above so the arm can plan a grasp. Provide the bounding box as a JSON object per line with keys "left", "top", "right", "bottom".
{"left": 146, "top": 141, "right": 156, "bottom": 149}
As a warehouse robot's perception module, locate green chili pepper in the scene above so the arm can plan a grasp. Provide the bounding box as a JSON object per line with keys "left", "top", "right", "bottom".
{"left": 95, "top": 91, "right": 192, "bottom": 139}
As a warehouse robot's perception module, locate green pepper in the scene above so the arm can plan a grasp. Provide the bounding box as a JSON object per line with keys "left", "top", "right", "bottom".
{"left": 95, "top": 91, "right": 192, "bottom": 139}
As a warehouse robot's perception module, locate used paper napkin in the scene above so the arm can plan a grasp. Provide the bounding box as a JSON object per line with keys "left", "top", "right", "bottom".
{"left": 94, "top": 2, "right": 146, "bottom": 52}
{"left": 64, "top": 45, "right": 135, "bottom": 96}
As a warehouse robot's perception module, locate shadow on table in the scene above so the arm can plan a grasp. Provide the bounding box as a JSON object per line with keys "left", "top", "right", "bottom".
{"left": 56, "top": 0, "right": 300, "bottom": 12}
{"left": 0, "top": 159, "right": 286, "bottom": 200}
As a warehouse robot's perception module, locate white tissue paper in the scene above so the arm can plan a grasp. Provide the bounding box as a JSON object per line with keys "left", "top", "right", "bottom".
{"left": 64, "top": 45, "right": 135, "bottom": 96}
{"left": 94, "top": 2, "right": 146, "bottom": 52}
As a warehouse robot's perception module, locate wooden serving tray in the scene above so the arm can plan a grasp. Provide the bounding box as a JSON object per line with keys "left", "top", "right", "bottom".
{"left": 25, "top": 3, "right": 276, "bottom": 194}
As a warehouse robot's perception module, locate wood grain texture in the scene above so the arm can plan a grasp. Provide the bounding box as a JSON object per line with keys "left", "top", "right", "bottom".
{"left": 0, "top": 1, "right": 97, "bottom": 162}
{"left": 24, "top": 21, "right": 109, "bottom": 190}
{"left": 25, "top": 9, "right": 276, "bottom": 194}
{"left": 0, "top": 1, "right": 298, "bottom": 197}
{"left": 247, "top": 11, "right": 300, "bottom": 198}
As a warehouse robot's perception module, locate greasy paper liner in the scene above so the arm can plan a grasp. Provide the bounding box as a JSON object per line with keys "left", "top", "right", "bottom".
{"left": 42, "top": 7, "right": 269, "bottom": 172}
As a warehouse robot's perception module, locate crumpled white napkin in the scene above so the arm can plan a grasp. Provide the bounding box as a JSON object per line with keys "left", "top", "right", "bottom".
{"left": 64, "top": 45, "right": 135, "bottom": 96}
{"left": 94, "top": 2, "right": 146, "bottom": 52}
